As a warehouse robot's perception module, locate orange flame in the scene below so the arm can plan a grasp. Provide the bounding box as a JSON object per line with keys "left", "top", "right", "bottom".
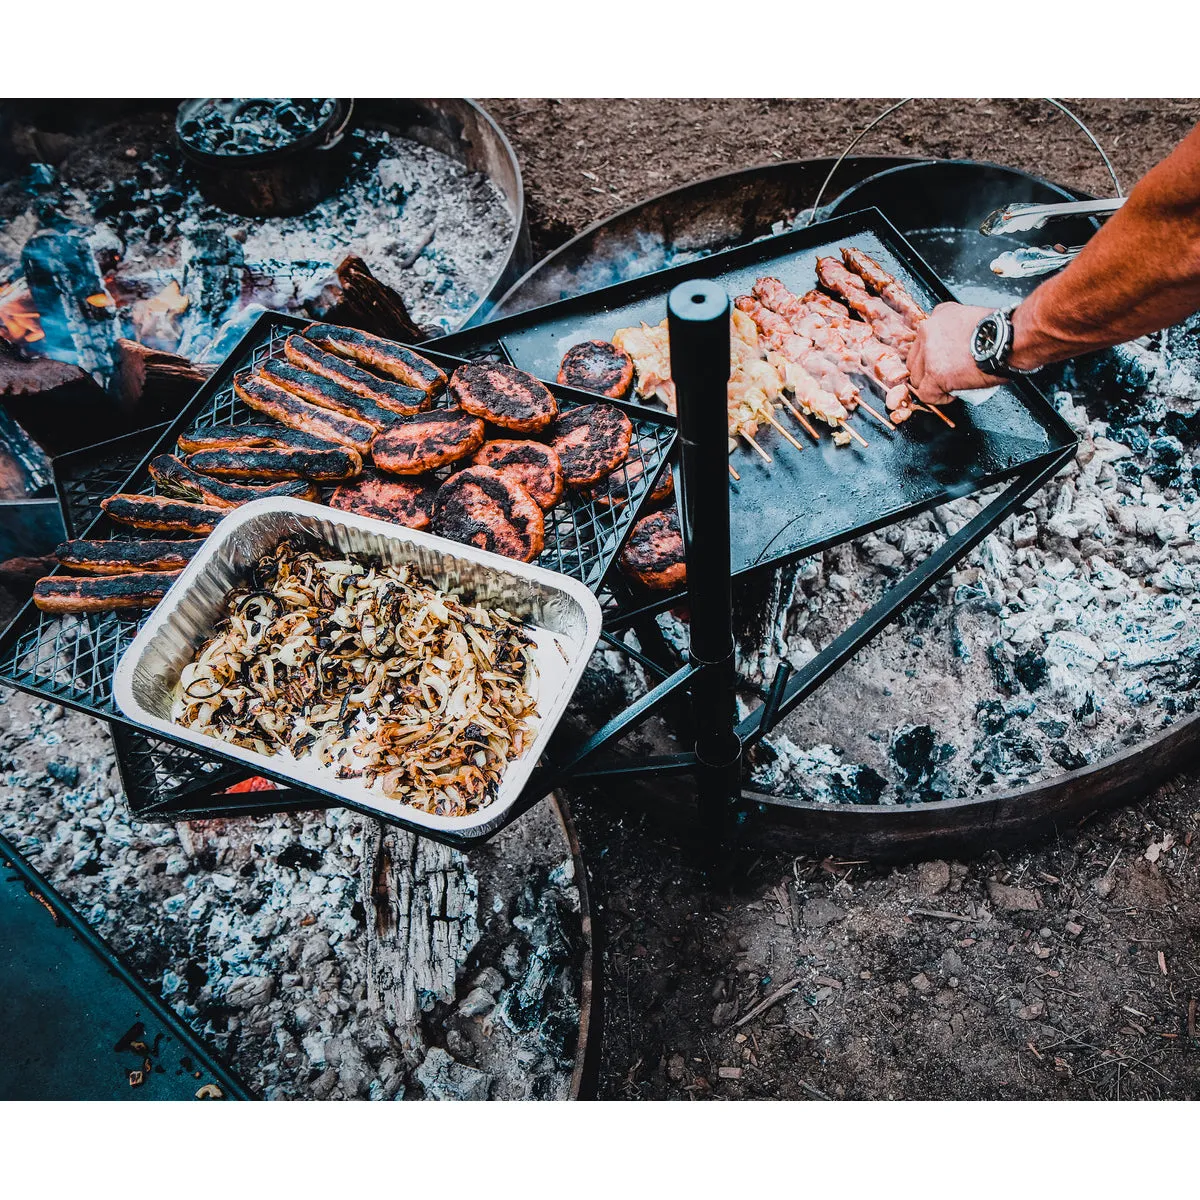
{"left": 0, "top": 279, "right": 44, "bottom": 344}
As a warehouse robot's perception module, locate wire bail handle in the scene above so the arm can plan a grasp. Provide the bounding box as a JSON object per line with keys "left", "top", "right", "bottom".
{"left": 806, "top": 98, "right": 1124, "bottom": 227}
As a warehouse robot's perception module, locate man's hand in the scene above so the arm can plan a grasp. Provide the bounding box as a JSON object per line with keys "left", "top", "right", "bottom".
{"left": 907, "top": 303, "right": 1005, "bottom": 406}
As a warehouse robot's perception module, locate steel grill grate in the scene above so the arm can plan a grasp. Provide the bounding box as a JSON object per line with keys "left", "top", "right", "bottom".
{"left": 110, "top": 724, "right": 243, "bottom": 816}
{"left": 0, "top": 312, "right": 677, "bottom": 816}
{"left": 53, "top": 425, "right": 171, "bottom": 538}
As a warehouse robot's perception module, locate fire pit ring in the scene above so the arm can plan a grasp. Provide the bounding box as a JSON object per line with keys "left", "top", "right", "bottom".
{"left": 483, "top": 155, "right": 1200, "bottom": 862}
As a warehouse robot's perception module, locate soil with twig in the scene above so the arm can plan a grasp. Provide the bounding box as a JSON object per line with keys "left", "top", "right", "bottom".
{"left": 482, "top": 98, "right": 1200, "bottom": 1099}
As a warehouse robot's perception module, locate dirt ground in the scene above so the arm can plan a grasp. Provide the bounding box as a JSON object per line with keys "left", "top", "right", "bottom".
{"left": 482, "top": 98, "right": 1200, "bottom": 1100}
{"left": 483, "top": 98, "right": 1200, "bottom": 259}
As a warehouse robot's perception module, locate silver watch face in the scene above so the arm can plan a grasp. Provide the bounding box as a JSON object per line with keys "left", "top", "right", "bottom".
{"left": 972, "top": 315, "right": 1003, "bottom": 361}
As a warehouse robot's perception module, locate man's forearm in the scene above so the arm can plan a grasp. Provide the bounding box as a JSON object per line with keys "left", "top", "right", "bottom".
{"left": 1011, "top": 124, "right": 1200, "bottom": 370}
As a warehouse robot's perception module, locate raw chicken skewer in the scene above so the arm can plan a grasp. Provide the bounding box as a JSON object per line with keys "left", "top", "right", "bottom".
{"left": 751, "top": 278, "right": 905, "bottom": 427}
{"left": 815, "top": 257, "right": 917, "bottom": 352}
{"left": 734, "top": 297, "right": 866, "bottom": 447}
{"left": 615, "top": 315, "right": 806, "bottom": 466}
{"left": 612, "top": 322, "right": 676, "bottom": 411}
{"left": 840, "top": 247, "right": 927, "bottom": 329}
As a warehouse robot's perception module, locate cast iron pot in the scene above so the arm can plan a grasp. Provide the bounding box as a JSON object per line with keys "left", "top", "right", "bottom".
{"left": 175, "top": 98, "right": 354, "bottom": 217}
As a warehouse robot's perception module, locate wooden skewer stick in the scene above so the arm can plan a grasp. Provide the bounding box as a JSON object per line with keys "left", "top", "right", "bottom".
{"left": 904, "top": 383, "right": 958, "bottom": 428}
{"left": 741, "top": 430, "right": 773, "bottom": 464}
{"left": 838, "top": 419, "right": 869, "bottom": 449}
{"left": 852, "top": 396, "right": 893, "bottom": 431}
{"left": 764, "top": 411, "right": 806, "bottom": 452}
{"left": 917, "top": 401, "right": 956, "bottom": 429}
{"left": 728, "top": 463, "right": 741, "bottom": 481}
{"left": 776, "top": 394, "right": 822, "bottom": 441}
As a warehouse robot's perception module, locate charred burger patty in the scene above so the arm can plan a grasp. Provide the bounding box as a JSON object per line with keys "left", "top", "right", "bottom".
{"left": 449, "top": 362, "right": 558, "bottom": 433}
{"left": 432, "top": 465, "right": 545, "bottom": 563}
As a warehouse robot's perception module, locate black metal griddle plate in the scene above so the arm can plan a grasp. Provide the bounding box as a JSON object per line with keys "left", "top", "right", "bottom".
{"left": 0, "top": 313, "right": 675, "bottom": 730}
{"left": 433, "top": 208, "right": 1077, "bottom": 592}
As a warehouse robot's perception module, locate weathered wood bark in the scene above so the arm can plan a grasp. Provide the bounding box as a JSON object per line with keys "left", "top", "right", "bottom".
{"left": 0, "top": 555, "right": 55, "bottom": 588}
{"left": 0, "top": 347, "right": 92, "bottom": 399}
{"left": 113, "top": 338, "right": 213, "bottom": 414}
{"left": 308, "top": 255, "right": 427, "bottom": 344}
{"left": 360, "top": 818, "right": 479, "bottom": 1062}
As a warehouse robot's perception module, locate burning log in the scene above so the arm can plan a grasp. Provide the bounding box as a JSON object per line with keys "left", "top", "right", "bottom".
{"left": 308, "top": 255, "right": 428, "bottom": 344}
{"left": 0, "top": 555, "right": 57, "bottom": 590}
{"left": 0, "top": 341, "right": 103, "bottom": 457}
{"left": 113, "top": 338, "right": 213, "bottom": 415}
{"left": 360, "top": 819, "right": 479, "bottom": 1063}
{"left": 20, "top": 228, "right": 118, "bottom": 384}
{"left": 0, "top": 342, "right": 92, "bottom": 399}
{"left": 0, "top": 405, "right": 52, "bottom": 501}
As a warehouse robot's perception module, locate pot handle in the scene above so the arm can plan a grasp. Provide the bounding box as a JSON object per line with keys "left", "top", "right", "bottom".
{"left": 319, "top": 99, "right": 356, "bottom": 152}
{"left": 804, "top": 98, "right": 1124, "bottom": 227}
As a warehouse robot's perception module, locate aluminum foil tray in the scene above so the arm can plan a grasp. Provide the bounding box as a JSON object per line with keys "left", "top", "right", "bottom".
{"left": 113, "top": 498, "right": 602, "bottom": 836}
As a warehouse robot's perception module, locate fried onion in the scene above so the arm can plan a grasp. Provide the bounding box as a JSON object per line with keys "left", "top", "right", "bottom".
{"left": 173, "top": 540, "right": 538, "bottom": 816}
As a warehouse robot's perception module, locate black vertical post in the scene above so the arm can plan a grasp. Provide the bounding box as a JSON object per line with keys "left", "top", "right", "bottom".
{"left": 667, "top": 279, "right": 741, "bottom": 852}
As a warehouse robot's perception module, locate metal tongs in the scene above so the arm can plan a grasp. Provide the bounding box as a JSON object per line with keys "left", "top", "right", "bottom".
{"left": 979, "top": 196, "right": 1125, "bottom": 236}
{"left": 981, "top": 197, "right": 1125, "bottom": 278}
{"left": 990, "top": 244, "right": 1088, "bottom": 278}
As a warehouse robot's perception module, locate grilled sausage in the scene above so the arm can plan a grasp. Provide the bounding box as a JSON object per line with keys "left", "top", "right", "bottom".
{"left": 54, "top": 539, "right": 202, "bottom": 575}
{"left": 34, "top": 571, "right": 181, "bottom": 614}
{"left": 177, "top": 423, "right": 342, "bottom": 456}
{"left": 259, "top": 357, "right": 422, "bottom": 425}
{"left": 588, "top": 458, "right": 673, "bottom": 509}
{"left": 148, "top": 455, "right": 319, "bottom": 508}
{"left": 371, "top": 408, "right": 486, "bottom": 476}
{"left": 471, "top": 439, "right": 565, "bottom": 511}
{"left": 304, "top": 323, "right": 447, "bottom": 395}
{"left": 449, "top": 362, "right": 557, "bottom": 433}
{"left": 432, "top": 466, "right": 545, "bottom": 563}
{"left": 558, "top": 340, "right": 634, "bottom": 399}
{"left": 284, "top": 336, "right": 428, "bottom": 414}
{"left": 234, "top": 375, "right": 376, "bottom": 455}
{"left": 619, "top": 507, "right": 686, "bottom": 591}
{"left": 548, "top": 402, "right": 634, "bottom": 487}
{"left": 184, "top": 445, "right": 361, "bottom": 483}
{"left": 328, "top": 473, "right": 438, "bottom": 530}
{"left": 102, "top": 494, "right": 227, "bottom": 535}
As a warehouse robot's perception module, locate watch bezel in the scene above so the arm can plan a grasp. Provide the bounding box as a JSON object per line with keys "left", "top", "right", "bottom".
{"left": 972, "top": 306, "right": 1036, "bottom": 377}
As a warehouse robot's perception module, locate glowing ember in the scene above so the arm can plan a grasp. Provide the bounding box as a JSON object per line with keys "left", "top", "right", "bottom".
{"left": 0, "top": 278, "right": 45, "bottom": 344}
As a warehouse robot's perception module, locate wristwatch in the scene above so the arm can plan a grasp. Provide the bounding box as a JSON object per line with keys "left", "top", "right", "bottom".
{"left": 971, "top": 306, "right": 1037, "bottom": 377}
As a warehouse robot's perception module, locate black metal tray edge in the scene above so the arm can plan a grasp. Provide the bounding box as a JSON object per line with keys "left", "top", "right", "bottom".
{"left": 52, "top": 422, "right": 174, "bottom": 538}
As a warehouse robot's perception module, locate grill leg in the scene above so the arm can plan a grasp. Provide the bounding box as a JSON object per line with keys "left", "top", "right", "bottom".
{"left": 668, "top": 279, "right": 742, "bottom": 854}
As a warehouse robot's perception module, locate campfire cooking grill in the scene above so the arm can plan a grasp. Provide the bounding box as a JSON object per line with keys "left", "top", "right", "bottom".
{"left": 6, "top": 126, "right": 1167, "bottom": 860}
{"left": 432, "top": 208, "right": 1077, "bottom": 625}
{"left": 454, "top": 146, "right": 1200, "bottom": 861}
{"left": 413, "top": 210, "right": 1076, "bottom": 852}
{"left": 0, "top": 312, "right": 675, "bottom": 838}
